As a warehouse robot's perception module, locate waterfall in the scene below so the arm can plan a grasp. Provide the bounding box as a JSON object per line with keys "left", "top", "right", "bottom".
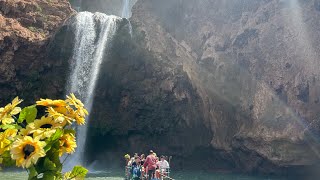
{"left": 121, "top": 0, "right": 130, "bottom": 18}
{"left": 74, "top": 0, "right": 82, "bottom": 12}
{"left": 122, "top": 0, "right": 132, "bottom": 36}
{"left": 65, "top": 11, "right": 120, "bottom": 168}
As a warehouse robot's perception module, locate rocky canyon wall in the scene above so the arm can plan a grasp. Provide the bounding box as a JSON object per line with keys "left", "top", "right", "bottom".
{"left": 51, "top": 14, "right": 213, "bottom": 170}
{"left": 0, "top": 0, "right": 74, "bottom": 105}
{"left": 126, "top": 0, "right": 320, "bottom": 174}
{"left": 22, "top": 0, "right": 320, "bottom": 175}
{"left": 70, "top": 0, "right": 320, "bottom": 174}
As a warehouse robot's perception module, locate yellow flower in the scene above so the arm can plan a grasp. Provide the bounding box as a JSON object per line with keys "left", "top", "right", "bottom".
{"left": 48, "top": 106, "right": 86, "bottom": 125}
{"left": 65, "top": 106, "right": 87, "bottom": 125}
{"left": 3, "top": 129, "right": 18, "bottom": 139}
{"left": 66, "top": 94, "right": 88, "bottom": 125}
{"left": 47, "top": 107, "right": 74, "bottom": 125}
{"left": 34, "top": 116, "right": 62, "bottom": 129}
{"left": 74, "top": 112, "right": 86, "bottom": 125}
{"left": 0, "top": 117, "right": 14, "bottom": 125}
{"left": 19, "top": 123, "right": 35, "bottom": 137}
{"left": 32, "top": 116, "right": 62, "bottom": 139}
{"left": 36, "top": 99, "right": 67, "bottom": 107}
{"left": 10, "top": 136, "right": 46, "bottom": 168}
{"left": 66, "top": 93, "right": 85, "bottom": 109}
{"left": 53, "top": 106, "right": 69, "bottom": 115}
{"left": 0, "top": 129, "right": 18, "bottom": 155}
{"left": 0, "top": 97, "right": 23, "bottom": 125}
{"left": 59, "top": 133, "right": 76, "bottom": 156}
{"left": 0, "top": 138, "right": 11, "bottom": 155}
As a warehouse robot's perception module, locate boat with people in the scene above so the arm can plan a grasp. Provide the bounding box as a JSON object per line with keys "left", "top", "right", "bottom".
{"left": 124, "top": 150, "right": 174, "bottom": 180}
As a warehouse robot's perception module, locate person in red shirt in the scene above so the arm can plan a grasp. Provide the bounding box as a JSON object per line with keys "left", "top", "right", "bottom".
{"left": 143, "top": 150, "right": 157, "bottom": 180}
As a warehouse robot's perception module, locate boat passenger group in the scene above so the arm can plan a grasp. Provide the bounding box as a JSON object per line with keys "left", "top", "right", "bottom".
{"left": 124, "top": 150, "right": 171, "bottom": 180}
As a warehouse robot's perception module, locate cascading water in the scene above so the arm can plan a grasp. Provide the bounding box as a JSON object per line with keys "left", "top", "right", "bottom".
{"left": 65, "top": 11, "right": 120, "bottom": 168}
{"left": 122, "top": 0, "right": 130, "bottom": 18}
{"left": 122, "top": 0, "right": 132, "bottom": 36}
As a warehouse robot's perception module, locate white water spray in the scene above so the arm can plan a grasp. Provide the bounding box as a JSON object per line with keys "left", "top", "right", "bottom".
{"left": 66, "top": 12, "right": 120, "bottom": 168}
{"left": 122, "top": 0, "right": 132, "bottom": 36}
{"left": 121, "top": 0, "right": 130, "bottom": 18}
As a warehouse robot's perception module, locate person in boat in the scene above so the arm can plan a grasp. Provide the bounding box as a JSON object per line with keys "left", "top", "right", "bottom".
{"left": 140, "top": 154, "right": 146, "bottom": 178}
{"left": 124, "top": 154, "right": 131, "bottom": 180}
{"left": 140, "top": 154, "right": 145, "bottom": 165}
{"left": 143, "top": 150, "right": 157, "bottom": 180}
{"left": 128, "top": 156, "right": 136, "bottom": 166}
{"left": 157, "top": 155, "right": 170, "bottom": 171}
{"left": 131, "top": 156, "right": 142, "bottom": 180}
{"left": 156, "top": 155, "right": 170, "bottom": 179}
{"left": 125, "top": 154, "right": 131, "bottom": 166}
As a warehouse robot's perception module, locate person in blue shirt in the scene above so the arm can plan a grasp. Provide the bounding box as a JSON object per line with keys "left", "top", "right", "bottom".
{"left": 131, "top": 156, "right": 142, "bottom": 180}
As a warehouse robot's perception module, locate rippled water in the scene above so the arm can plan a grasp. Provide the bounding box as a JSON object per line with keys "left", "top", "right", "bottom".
{"left": 0, "top": 170, "right": 285, "bottom": 180}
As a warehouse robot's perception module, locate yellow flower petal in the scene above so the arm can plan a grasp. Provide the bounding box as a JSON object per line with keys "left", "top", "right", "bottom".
{"left": 36, "top": 99, "right": 67, "bottom": 107}
{"left": 10, "top": 136, "right": 46, "bottom": 168}
{"left": 10, "top": 107, "right": 21, "bottom": 115}
{"left": 59, "top": 133, "right": 77, "bottom": 156}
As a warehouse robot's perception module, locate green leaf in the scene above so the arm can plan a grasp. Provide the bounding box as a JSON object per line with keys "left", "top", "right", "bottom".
{"left": 34, "top": 157, "right": 56, "bottom": 173}
{"left": 0, "top": 124, "right": 21, "bottom": 130}
{"left": 46, "top": 143, "right": 62, "bottom": 171}
{"left": 28, "top": 176, "right": 38, "bottom": 180}
{"left": 1, "top": 151, "right": 15, "bottom": 167}
{"left": 33, "top": 157, "right": 62, "bottom": 180}
{"left": 51, "top": 129, "right": 63, "bottom": 142}
{"left": 43, "top": 158, "right": 57, "bottom": 171}
{"left": 43, "top": 144, "right": 51, "bottom": 153}
{"left": 41, "top": 172, "right": 56, "bottom": 180}
{"left": 28, "top": 166, "right": 38, "bottom": 180}
{"left": 64, "top": 166, "right": 88, "bottom": 180}
{"left": 18, "top": 105, "right": 37, "bottom": 124}
{"left": 44, "top": 129, "right": 63, "bottom": 152}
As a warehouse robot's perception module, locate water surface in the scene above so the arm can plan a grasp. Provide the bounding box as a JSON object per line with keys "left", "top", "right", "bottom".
{"left": 0, "top": 170, "right": 286, "bottom": 180}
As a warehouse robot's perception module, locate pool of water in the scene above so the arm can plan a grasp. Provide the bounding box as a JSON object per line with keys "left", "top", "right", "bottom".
{"left": 0, "top": 170, "right": 286, "bottom": 180}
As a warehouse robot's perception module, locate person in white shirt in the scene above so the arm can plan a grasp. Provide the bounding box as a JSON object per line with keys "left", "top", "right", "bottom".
{"left": 156, "top": 155, "right": 170, "bottom": 180}
{"left": 156, "top": 155, "right": 170, "bottom": 171}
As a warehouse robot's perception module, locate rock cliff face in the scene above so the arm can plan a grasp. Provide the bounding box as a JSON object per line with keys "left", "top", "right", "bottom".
{"left": 51, "top": 14, "right": 213, "bottom": 170}
{"left": 50, "top": 0, "right": 320, "bottom": 175}
{"left": 0, "top": 0, "right": 74, "bottom": 105}
{"left": 126, "top": 0, "right": 320, "bottom": 174}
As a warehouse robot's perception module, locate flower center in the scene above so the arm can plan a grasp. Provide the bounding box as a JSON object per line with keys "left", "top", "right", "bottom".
{"left": 40, "top": 124, "right": 52, "bottom": 128}
{"left": 23, "top": 144, "right": 35, "bottom": 159}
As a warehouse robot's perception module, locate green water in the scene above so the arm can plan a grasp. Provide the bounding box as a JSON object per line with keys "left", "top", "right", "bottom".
{"left": 0, "top": 170, "right": 285, "bottom": 180}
